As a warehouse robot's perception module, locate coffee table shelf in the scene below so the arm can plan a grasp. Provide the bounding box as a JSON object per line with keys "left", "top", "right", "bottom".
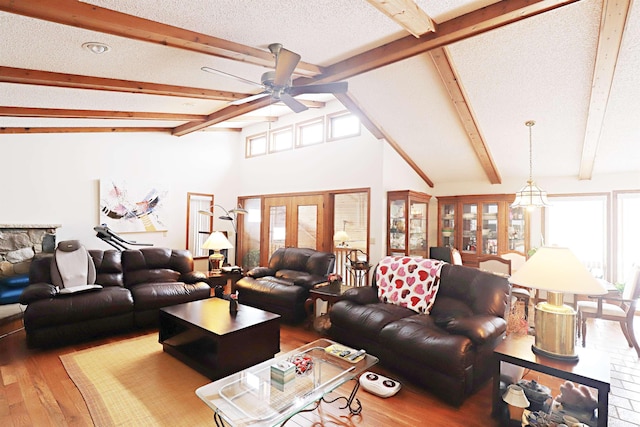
{"left": 159, "top": 298, "right": 280, "bottom": 381}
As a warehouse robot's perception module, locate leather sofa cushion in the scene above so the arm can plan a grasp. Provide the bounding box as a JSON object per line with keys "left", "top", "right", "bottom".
{"left": 236, "top": 276, "right": 307, "bottom": 305}
{"left": 330, "top": 299, "right": 415, "bottom": 343}
{"left": 275, "top": 270, "right": 324, "bottom": 289}
{"left": 122, "top": 248, "right": 194, "bottom": 287}
{"left": 379, "top": 315, "right": 474, "bottom": 377}
{"left": 24, "top": 287, "right": 134, "bottom": 328}
{"left": 438, "top": 264, "right": 508, "bottom": 317}
{"left": 129, "top": 281, "right": 210, "bottom": 311}
{"left": 89, "top": 250, "right": 124, "bottom": 287}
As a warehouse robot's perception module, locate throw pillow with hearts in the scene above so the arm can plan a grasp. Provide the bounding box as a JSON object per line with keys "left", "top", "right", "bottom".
{"left": 376, "top": 256, "right": 445, "bottom": 314}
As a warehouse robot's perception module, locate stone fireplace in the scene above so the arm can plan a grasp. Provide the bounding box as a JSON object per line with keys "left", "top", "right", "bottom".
{"left": 0, "top": 224, "right": 61, "bottom": 279}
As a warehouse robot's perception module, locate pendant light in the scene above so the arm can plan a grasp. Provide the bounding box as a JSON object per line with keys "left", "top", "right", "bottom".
{"left": 511, "top": 120, "right": 550, "bottom": 210}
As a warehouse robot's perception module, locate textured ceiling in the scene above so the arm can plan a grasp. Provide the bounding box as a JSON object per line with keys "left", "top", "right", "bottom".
{"left": 1, "top": 0, "right": 638, "bottom": 187}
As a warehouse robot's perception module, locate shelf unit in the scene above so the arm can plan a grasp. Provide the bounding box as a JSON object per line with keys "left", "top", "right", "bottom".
{"left": 437, "top": 194, "right": 529, "bottom": 266}
{"left": 387, "top": 190, "right": 431, "bottom": 257}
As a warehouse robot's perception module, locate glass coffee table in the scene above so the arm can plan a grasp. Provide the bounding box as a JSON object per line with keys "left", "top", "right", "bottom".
{"left": 196, "top": 338, "right": 378, "bottom": 427}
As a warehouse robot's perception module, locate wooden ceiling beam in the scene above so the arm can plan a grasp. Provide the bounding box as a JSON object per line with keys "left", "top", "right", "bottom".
{"left": 365, "top": 0, "right": 436, "bottom": 37}
{"left": 0, "top": 127, "right": 171, "bottom": 134}
{"left": 174, "top": 0, "right": 580, "bottom": 136}
{"left": 173, "top": 97, "right": 276, "bottom": 136}
{"left": 311, "top": 0, "right": 581, "bottom": 84}
{"left": 0, "top": 0, "right": 322, "bottom": 76}
{"left": 0, "top": 106, "right": 206, "bottom": 121}
{"left": 430, "top": 47, "right": 502, "bottom": 184}
{"left": 0, "top": 66, "right": 248, "bottom": 101}
{"left": 335, "top": 92, "right": 434, "bottom": 187}
{"left": 578, "top": 0, "right": 631, "bottom": 180}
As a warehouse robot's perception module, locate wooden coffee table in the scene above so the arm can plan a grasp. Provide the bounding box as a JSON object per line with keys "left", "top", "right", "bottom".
{"left": 159, "top": 298, "right": 281, "bottom": 380}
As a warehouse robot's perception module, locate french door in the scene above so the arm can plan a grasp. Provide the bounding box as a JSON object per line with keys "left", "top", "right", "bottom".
{"left": 261, "top": 195, "right": 325, "bottom": 265}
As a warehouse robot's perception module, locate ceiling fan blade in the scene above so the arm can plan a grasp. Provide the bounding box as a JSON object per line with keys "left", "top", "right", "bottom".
{"left": 279, "top": 93, "right": 308, "bottom": 113}
{"left": 201, "top": 66, "right": 264, "bottom": 88}
{"left": 288, "top": 81, "right": 348, "bottom": 96}
{"left": 230, "top": 91, "right": 270, "bottom": 105}
{"left": 273, "top": 48, "right": 301, "bottom": 87}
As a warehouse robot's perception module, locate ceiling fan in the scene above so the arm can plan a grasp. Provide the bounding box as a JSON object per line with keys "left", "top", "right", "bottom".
{"left": 202, "top": 43, "right": 347, "bottom": 113}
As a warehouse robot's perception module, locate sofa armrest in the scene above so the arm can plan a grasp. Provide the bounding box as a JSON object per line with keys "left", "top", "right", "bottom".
{"left": 19, "top": 283, "right": 58, "bottom": 304}
{"left": 341, "top": 286, "right": 379, "bottom": 305}
{"left": 443, "top": 314, "right": 506, "bottom": 345}
{"left": 180, "top": 271, "right": 207, "bottom": 284}
{"left": 247, "top": 267, "right": 276, "bottom": 278}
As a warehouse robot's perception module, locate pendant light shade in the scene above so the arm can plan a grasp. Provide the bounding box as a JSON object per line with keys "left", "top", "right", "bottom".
{"left": 511, "top": 120, "right": 550, "bottom": 209}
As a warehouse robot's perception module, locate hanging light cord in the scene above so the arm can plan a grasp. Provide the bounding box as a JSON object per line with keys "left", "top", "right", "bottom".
{"left": 526, "top": 120, "right": 535, "bottom": 184}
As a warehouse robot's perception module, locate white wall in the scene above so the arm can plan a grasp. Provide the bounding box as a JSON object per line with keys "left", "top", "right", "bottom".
{"left": 1, "top": 130, "right": 238, "bottom": 251}
{"left": 237, "top": 100, "right": 429, "bottom": 263}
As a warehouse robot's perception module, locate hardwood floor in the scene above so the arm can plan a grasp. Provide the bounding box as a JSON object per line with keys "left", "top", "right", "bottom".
{"left": 0, "top": 316, "right": 638, "bottom": 426}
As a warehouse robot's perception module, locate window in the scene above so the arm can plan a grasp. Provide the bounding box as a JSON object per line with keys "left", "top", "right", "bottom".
{"left": 615, "top": 191, "right": 640, "bottom": 283}
{"left": 186, "top": 193, "right": 213, "bottom": 258}
{"left": 246, "top": 133, "right": 267, "bottom": 157}
{"left": 269, "top": 126, "right": 293, "bottom": 153}
{"left": 545, "top": 194, "right": 608, "bottom": 279}
{"left": 296, "top": 118, "right": 324, "bottom": 147}
{"left": 327, "top": 111, "right": 360, "bottom": 141}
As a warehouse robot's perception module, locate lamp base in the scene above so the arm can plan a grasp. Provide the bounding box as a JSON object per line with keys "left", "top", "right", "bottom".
{"left": 533, "top": 291, "right": 579, "bottom": 362}
{"left": 531, "top": 344, "right": 579, "bottom": 362}
{"left": 209, "top": 251, "right": 225, "bottom": 274}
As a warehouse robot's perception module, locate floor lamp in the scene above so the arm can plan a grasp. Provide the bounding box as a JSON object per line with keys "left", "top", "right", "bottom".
{"left": 509, "top": 246, "right": 606, "bottom": 360}
{"left": 199, "top": 204, "right": 247, "bottom": 264}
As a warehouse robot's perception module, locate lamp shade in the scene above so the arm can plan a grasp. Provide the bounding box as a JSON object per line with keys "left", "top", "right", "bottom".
{"left": 511, "top": 180, "right": 550, "bottom": 209}
{"left": 502, "top": 384, "right": 530, "bottom": 408}
{"left": 333, "top": 231, "right": 350, "bottom": 242}
{"left": 509, "top": 246, "right": 606, "bottom": 295}
{"left": 201, "top": 231, "right": 233, "bottom": 251}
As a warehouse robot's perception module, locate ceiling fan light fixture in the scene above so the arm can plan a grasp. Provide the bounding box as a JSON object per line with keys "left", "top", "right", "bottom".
{"left": 511, "top": 120, "right": 550, "bottom": 211}
{"left": 82, "top": 42, "right": 111, "bottom": 54}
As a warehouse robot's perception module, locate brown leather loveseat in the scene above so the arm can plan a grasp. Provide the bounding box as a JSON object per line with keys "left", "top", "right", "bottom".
{"left": 328, "top": 256, "right": 509, "bottom": 406}
{"left": 235, "top": 247, "right": 335, "bottom": 323}
{"left": 20, "top": 246, "right": 210, "bottom": 348}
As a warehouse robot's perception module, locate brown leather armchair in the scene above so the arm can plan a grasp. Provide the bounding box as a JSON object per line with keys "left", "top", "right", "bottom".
{"left": 235, "top": 247, "right": 335, "bottom": 323}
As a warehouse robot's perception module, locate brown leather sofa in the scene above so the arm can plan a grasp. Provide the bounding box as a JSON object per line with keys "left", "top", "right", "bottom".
{"left": 235, "top": 247, "right": 335, "bottom": 323}
{"left": 328, "top": 261, "right": 509, "bottom": 406}
{"left": 20, "top": 247, "right": 211, "bottom": 348}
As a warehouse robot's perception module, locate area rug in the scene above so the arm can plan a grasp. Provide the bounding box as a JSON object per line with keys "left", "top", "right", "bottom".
{"left": 60, "top": 333, "right": 213, "bottom": 426}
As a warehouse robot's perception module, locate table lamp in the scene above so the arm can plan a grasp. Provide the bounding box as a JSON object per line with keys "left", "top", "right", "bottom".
{"left": 333, "top": 230, "right": 350, "bottom": 247}
{"left": 509, "top": 246, "right": 606, "bottom": 361}
{"left": 202, "top": 231, "right": 233, "bottom": 273}
{"left": 502, "top": 384, "right": 530, "bottom": 423}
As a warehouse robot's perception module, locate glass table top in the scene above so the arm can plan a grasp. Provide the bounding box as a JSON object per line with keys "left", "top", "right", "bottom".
{"left": 196, "top": 338, "right": 378, "bottom": 427}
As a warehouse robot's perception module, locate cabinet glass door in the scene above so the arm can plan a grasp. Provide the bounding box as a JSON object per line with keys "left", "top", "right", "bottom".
{"left": 441, "top": 203, "right": 456, "bottom": 248}
{"left": 408, "top": 201, "right": 427, "bottom": 257}
{"left": 389, "top": 199, "right": 406, "bottom": 253}
{"left": 462, "top": 203, "right": 477, "bottom": 253}
{"left": 508, "top": 206, "right": 526, "bottom": 253}
{"left": 481, "top": 203, "right": 499, "bottom": 254}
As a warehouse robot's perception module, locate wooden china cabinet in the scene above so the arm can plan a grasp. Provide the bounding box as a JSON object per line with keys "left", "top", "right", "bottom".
{"left": 437, "top": 194, "right": 529, "bottom": 267}
{"left": 387, "top": 190, "right": 431, "bottom": 257}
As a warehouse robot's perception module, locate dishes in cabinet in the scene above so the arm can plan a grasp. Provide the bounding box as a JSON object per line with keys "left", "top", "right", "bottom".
{"left": 462, "top": 213, "right": 475, "bottom": 220}
{"left": 442, "top": 231, "right": 452, "bottom": 237}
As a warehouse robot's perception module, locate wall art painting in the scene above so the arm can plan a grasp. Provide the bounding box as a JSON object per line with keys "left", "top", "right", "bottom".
{"left": 99, "top": 179, "right": 168, "bottom": 232}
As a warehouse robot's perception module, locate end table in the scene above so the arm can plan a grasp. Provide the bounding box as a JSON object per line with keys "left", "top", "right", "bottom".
{"left": 492, "top": 335, "right": 610, "bottom": 427}
{"left": 305, "top": 282, "right": 349, "bottom": 332}
{"left": 205, "top": 270, "right": 244, "bottom": 296}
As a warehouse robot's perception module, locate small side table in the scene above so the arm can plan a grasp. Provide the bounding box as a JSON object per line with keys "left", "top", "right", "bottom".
{"left": 305, "top": 282, "right": 349, "bottom": 332}
{"left": 204, "top": 271, "right": 243, "bottom": 296}
{"left": 492, "top": 335, "right": 610, "bottom": 427}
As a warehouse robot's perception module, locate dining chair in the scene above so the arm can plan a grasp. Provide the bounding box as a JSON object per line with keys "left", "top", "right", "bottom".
{"left": 478, "top": 255, "right": 511, "bottom": 277}
{"left": 577, "top": 265, "right": 640, "bottom": 358}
